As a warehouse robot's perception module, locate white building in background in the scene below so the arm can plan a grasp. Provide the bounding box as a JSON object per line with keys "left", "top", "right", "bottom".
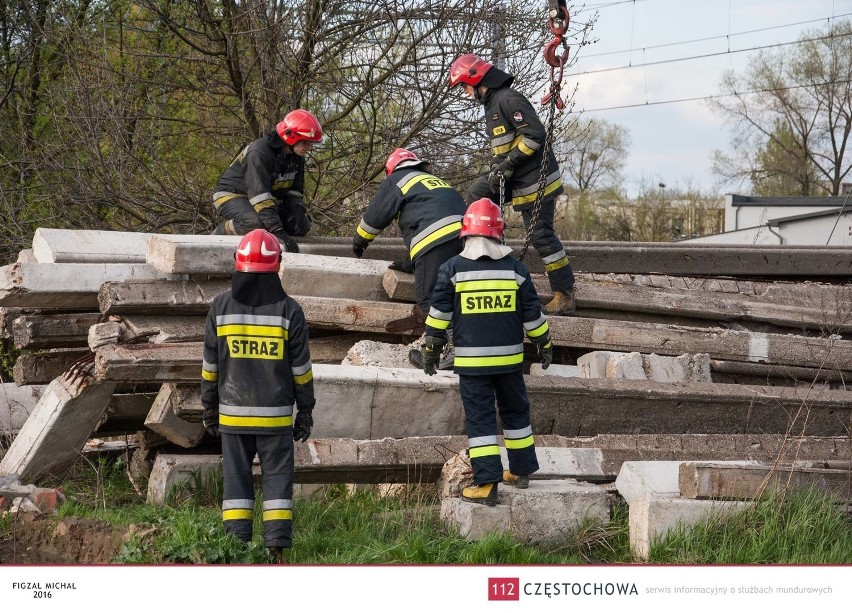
{"left": 680, "top": 194, "right": 852, "bottom": 246}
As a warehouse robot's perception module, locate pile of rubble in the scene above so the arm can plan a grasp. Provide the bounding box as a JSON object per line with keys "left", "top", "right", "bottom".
{"left": 1, "top": 228, "right": 850, "bottom": 556}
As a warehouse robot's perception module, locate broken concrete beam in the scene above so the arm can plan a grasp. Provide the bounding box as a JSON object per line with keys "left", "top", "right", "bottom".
{"left": 32, "top": 228, "right": 154, "bottom": 263}
{"left": 98, "top": 279, "right": 230, "bottom": 316}
{"left": 547, "top": 316, "right": 852, "bottom": 371}
{"left": 16, "top": 249, "right": 36, "bottom": 263}
{"left": 119, "top": 315, "right": 205, "bottom": 343}
{"left": 93, "top": 345, "right": 852, "bottom": 437}
{"left": 0, "top": 372, "right": 118, "bottom": 481}
{"left": 615, "top": 461, "right": 753, "bottom": 559}
{"left": 440, "top": 479, "right": 611, "bottom": 543}
{"left": 95, "top": 392, "right": 158, "bottom": 435}
{"left": 309, "top": 333, "right": 390, "bottom": 364}
{"left": 94, "top": 342, "right": 201, "bottom": 382}
{"left": 94, "top": 289, "right": 851, "bottom": 369}
{"left": 577, "top": 351, "right": 712, "bottom": 383}
{"left": 144, "top": 384, "right": 204, "bottom": 448}
{"left": 13, "top": 349, "right": 92, "bottom": 385}
{"left": 678, "top": 462, "right": 852, "bottom": 501}
{"left": 147, "top": 454, "right": 223, "bottom": 504}
{"left": 0, "top": 262, "right": 188, "bottom": 309}
{"left": 710, "top": 359, "right": 852, "bottom": 387}
{"left": 145, "top": 234, "right": 240, "bottom": 273}
{"left": 0, "top": 383, "right": 46, "bottom": 436}
{"left": 88, "top": 321, "right": 122, "bottom": 350}
{"left": 11, "top": 312, "right": 102, "bottom": 349}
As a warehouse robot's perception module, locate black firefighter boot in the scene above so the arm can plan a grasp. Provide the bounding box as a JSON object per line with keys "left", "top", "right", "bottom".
{"left": 267, "top": 546, "right": 288, "bottom": 564}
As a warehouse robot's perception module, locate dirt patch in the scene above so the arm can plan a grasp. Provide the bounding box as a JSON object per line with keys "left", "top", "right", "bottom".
{"left": 0, "top": 514, "right": 125, "bottom": 564}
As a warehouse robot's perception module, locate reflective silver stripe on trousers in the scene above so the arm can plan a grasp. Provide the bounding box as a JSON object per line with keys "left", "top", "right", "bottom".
{"left": 468, "top": 435, "right": 499, "bottom": 447}
{"left": 223, "top": 499, "right": 254, "bottom": 510}
{"left": 263, "top": 499, "right": 293, "bottom": 510}
{"left": 541, "top": 249, "right": 567, "bottom": 264}
{"left": 512, "top": 170, "right": 561, "bottom": 198}
{"left": 503, "top": 426, "right": 532, "bottom": 439}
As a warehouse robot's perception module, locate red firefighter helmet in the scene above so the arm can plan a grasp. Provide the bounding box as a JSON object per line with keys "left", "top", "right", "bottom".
{"left": 276, "top": 109, "right": 323, "bottom": 145}
{"left": 460, "top": 198, "right": 504, "bottom": 240}
{"left": 234, "top": 229, "right": 282, "bottom": 273}
{"left": 448, "top": 54, "right": 493, "bottom": 88}
{"left": 385, "top": 148, "right": 425, "bottom": 175}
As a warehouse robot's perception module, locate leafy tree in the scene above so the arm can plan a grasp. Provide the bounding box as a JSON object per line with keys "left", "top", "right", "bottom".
{"left": 711, "top": 20, "right": 852, "bottom": 196}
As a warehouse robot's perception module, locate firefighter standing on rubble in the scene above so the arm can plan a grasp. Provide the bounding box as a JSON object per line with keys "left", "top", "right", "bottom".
{"left": 352, "top": 148, "right": 468, "bottom": 367}
{"left": 201, "top": 229, "right": 315, "bottom": 563}
{"left": 449, "top": 54, "right": 576, "bottom": 315}
{"left": 421, "top": 198, "right": 552, "bottom": 505}
{"left": 212, "top": 109, "right": 323, "bottom": 253}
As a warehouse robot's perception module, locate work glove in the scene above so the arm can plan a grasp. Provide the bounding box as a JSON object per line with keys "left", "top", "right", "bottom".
{"left": 202, "top": 408, "right": 220, "bottom": 438}
{"left": 536, "top": 341, "right": 553, "bottom": 370}
{"left": 388, "top": 258, "right": 414, "bottom": 274}
{"left": 421, "top": 336, "right": 447, "bottom": 376}
{"left": 488, "top": 160, "right": 515, "bottom": 192}
{"left": 292, "top": 410, "right": 313, "bottom": 442}
{"left": 352, "top": 235, "right": 369, "bottom": 258}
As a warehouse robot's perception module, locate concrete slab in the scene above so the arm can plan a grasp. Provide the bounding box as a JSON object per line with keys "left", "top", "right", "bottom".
{"left": 0, "top": 262, "right": 188, "bottom": 308}
{"left": 32, "top": 228, "right": 153, "bottom": 263}
{"left": 0, "top": 374, "right": 117, "bottom": 481}
{"left": 631, "top": 496, "right": 749, "bottom": 560}
{"left": 441, "top": 479, "right": 611, "bottom": 543}
{"left": 147, "top": 454, "right": 222, "bottom": 505}
{"left": 607, "top": 352, "right": 647, "bottom": 379}
{"left": 0, "top": 383, "right": 46, "bottom": 436}
{"left": 440, "top": 497, "right": 512, "bottom": 539}
{"left": 528, "top": 363, "right": 579, "bottom": 377}
{"left": 144, "top": 384, "right": 204, "bottom": 448}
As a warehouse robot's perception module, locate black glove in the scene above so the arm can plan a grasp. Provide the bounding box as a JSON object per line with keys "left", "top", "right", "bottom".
{"left": 388, "top": 258, "right": 414, "bottom": 274}
{"left": 536, "top": 342, "right": 553, "bottom": 370}
{"left": 353, "top": 236, "right": 369, "bottom": 258}
{"left": 488, "top": 160, "right": 515, "bottom": 192}
{"left": 421, "top": 336, "right": 447, "bottom": 376}
{"left": 202, "top": 408, "right": 220, "bottom": 438}
{"left": 292, "top": 410, "right": 313, "bottom": 442}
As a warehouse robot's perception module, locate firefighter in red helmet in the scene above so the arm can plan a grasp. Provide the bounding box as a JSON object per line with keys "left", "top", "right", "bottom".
{"left": 449, "top": 54, "right": 577, "bottom": 316}
{"left": 421, "top": 198, "right": 552, "bottom": 505}
{"left": 212, "top": 110, "right": 323, "bottom": 253}
{"left": 353, "top": 147, "right": 467, "bottom": 367}
{"left": 201, "top": 229, "right": 316, "bottom": 562}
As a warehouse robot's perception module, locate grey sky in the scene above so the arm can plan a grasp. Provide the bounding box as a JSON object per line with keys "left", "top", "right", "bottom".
{"left": 564, "top": 0, "right": 851, "bottom": 196}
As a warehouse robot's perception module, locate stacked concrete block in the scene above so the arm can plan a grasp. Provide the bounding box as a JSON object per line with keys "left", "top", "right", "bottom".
{"left": 577, "top": 351, "right": 713, "bottom": 383}
{"left": 614, "top": 461, "right": 752, "bottom": 560}
{"left": 440, "top": 480, "right": 611, "bottom": 543}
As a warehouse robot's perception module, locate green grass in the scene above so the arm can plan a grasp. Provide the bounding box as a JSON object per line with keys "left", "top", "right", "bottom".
{"left": 15, "top": 457, "right": 851, "bottom": 565}
{"left": 649, "top": 489, "right": 852, "bottom": 564}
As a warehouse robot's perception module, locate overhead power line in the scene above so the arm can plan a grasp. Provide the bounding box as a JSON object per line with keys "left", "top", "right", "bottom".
{"left": 580, "top": 12, "right": 852, "bottom": 58}
{"left": 568, "top": 31, "right": 851, "bottom": 77}
{"left": 577, "top": 76, "right": 852, "bottom": 113}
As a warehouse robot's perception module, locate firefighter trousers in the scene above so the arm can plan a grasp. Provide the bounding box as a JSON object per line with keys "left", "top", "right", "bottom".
{"left": 221, "top": 432, "right": 294, "bottom": 548}
{"left": 413, "top": 238, "right": 463, "bottom": 313}
{"left": 458, "top": 371, "right": 539, "bottom": 485}
{"left": 212, "top": 196, "right": 311, "bottom": 238}
{"left": 519, "top": 198, "right": 574, "bottom": 293}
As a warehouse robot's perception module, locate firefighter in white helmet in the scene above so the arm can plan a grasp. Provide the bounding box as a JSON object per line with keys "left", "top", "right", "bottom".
{"left": 201, "top": 228, "right": 315, "bottom": 562}
{"left": 422, "top": 198, "right": 552, "bottom": 505}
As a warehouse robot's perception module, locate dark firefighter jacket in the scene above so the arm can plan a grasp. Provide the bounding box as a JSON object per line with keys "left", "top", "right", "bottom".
{"left": 201, "top": 281, "right": 315, "bottom": 436}
{"left": 424, "top": 253, "right": 552, "bottom": 375}
{"left": 481, "top": 76, "right": 564, "bottom": 210}
{"left": 214, "top": 131, "right": 306, "bottom": 219}
{"left": 356, "top": 167, "right": 467, "bottom": 261}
